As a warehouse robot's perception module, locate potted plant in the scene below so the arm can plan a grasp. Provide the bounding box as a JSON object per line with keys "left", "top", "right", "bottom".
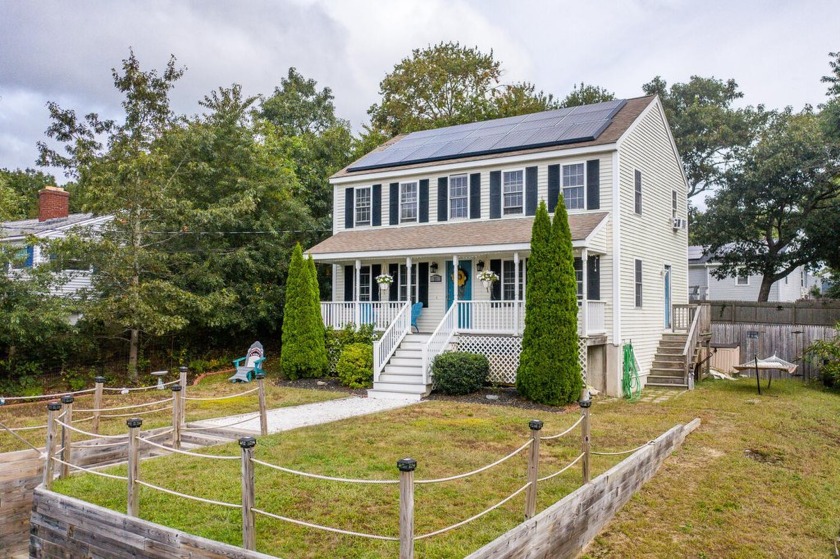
{"left": 375, "top": 273, "right": 393, "bottom": 293}
{"left": 477, "top": 269, "right": 499, "bottom": 292}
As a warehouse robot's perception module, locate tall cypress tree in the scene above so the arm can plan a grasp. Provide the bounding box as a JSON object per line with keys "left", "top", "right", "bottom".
{"left": 516, "top": 200, "right": 581, "bottom": 405}
{"left": 280, "top": 243, "right": 327, "bottom": 379}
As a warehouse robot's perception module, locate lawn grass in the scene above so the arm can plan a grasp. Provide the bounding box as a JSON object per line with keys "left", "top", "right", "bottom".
{"left": 0, "top": 373, "right": 345, "bottom": 453}
{"left": 51, "top": 379, "right": 840, "bottom": 558}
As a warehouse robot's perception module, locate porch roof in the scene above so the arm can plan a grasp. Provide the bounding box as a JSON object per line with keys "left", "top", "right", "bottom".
{"left": 307, "top": 212, "right": 609, "bottom": 261}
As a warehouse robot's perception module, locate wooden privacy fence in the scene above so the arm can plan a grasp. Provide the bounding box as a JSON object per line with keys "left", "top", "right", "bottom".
{"left": 710, "top": 300, "right": 840, "bottom": 326}
{"left": 41, "top": 393, "right": 672, "bottom": 559}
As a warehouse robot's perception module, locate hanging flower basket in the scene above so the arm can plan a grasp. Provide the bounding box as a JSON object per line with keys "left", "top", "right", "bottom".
{"left": 375, "top": 274, "right": 393, "bottom": 291}
{"left": 477, "top": 269, "right": 499, "bottom": 292}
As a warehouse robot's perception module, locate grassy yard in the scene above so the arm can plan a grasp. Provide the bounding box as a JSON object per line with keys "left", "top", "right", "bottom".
{"left": 50, "top": 378, "right": 840, "bottom": 558}
{"left": 0, "top": 372, "right": 345, "bottom": 453}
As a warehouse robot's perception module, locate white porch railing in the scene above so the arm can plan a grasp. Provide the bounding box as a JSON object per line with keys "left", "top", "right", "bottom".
{"left": 422, "top": 303, "right": 458, "bottom": 385}
{"left": 321, "top": 301, "right": 405, "bottom": 331}
{"left": 456, "top": 301, "right": 525, "bottom": 335}
{"left": 373, "top": 302, "right": 412, "bottom": 382}
{"left": 581, "top": 300, "right": 607, "bottom": 335}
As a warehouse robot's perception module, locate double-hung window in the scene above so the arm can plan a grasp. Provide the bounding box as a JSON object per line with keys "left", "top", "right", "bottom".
{"left": 355, "top": 187, "right": 371, "bottom": 226}
{"left": 400, "top": 182, "right": 418, "bottom": 223}
{"left": 359, "top": 266, "right": 372, "bottom": 301}
{"left": 634, "top": 259, "right": 643, "bottom": 307}
{"left": 634, "top": 170, "right": 643, "bottom": 214}
{"left": 672, "top": 190, "right": 678, "bottom": 219}
{"left": 502, "top": 170, "right": 523, "bottom": 215}
{"left": 501, "top": 261, "right": 525, "bottom": 301}
{"left": 573, "top": 258, "right": 584, "bottom": 300}
{"left": 398, "top": 265, "right": 419, "bottom": 301}
{"left": 449, "top": 174, "right": 468, "bottom": 219}
{"left": 736, "top": 270, "right": 749, "bottom": 286}
{"left": 562, "top": 163, "right": 585, "bottom": 210}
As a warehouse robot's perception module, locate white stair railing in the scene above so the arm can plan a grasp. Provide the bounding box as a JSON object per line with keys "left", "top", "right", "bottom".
{"left": 372, "top": 302, "right": 411, "bottom": 382}
{"left": 422, "top": 303, "right": 459, "bottom": 385}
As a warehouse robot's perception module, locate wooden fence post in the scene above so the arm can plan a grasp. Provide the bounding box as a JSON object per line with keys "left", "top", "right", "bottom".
{"left": 524, "top": 419, "right": 542, "bottom": 519}
{"left": 398, "top": 458, "right": 416, "bottom": 559}
{"left": 239, "top": 436, "right": 257, "bottom": 551}
{"left": 255, "top": 372, "right": 268, "bottom": 437}
{"left": 126, "top": 417, "right": 142, "bottom": 517}
{"left": 579, "top": 391, "right": 592, "bottom": 484}
{"left": 171, "top": 384, "right": 182, "bottom": 449}
{"left": 179, "top": 366, "right": 188, "bottom": 427}
{"left": 43, "top": 401, "right": 62, "bottom": 489}
{"left": 92, "top": 376, "right": 105, "bottom": 434}
{"left": 59, "top": 395, "right": 74, "bottom": 479}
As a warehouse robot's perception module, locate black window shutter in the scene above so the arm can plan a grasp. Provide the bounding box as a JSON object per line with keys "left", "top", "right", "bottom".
{"left": 547, "top": 164, "right": 560, "bottom": 213}
{"left": 525, "top": 166, "right": 538, "bottom": 216}
{"left": 489, "top": 171, "right": 501, "bottom": 219}
{"left": 469, "top": 173, "right": 481, "bottom": 219}
{"left": 419, "top": 179, "right": 429, "bottom": 223}
{"left": 490, "top": 259, "right": 502, "bottom": 301}
{"left": 344, "top": 265, "right": 354, "bottom": 301}
{"left": 371, "top": 264, "right": 381, "bottom": 301}
{"left": 344, "top": 187, "right": 354, "bottom": 229}
{"left": 587, "top": 160, "right": 600, "bottom": 210}
{"left": 437, "top": 177, "right": 448, "bottom": 222}
{"left": 389, "top": 183, "right": 399, "bottom": 225}
{"left": 587, "top": 256, "right": 600, "bottom": 300}
{"left": 372, "top": 184, "right": 382, "bottom": 226}
{"left": 388, "top": 263, "right": 399, "bottom": 301}
{"left": 418, "top": 262, "right": 429, "bottom": 307}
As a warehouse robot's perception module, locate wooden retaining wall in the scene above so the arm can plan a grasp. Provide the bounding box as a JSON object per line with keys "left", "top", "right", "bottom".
{"left": 29, "top": 487, "right": 276, "bottom": 559}
{"left": 465, "top": 419, "right": 701, "bottom": 559}
{"left": 0, "top": 449, "right": 43, "bottom": 557}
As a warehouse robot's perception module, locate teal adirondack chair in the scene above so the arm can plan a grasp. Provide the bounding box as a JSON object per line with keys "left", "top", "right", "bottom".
{"left": 410, "top": 302, "right": 423, "bottom": 333}
{"left": 229, "top": 341, "right": 265, "bottom": 383}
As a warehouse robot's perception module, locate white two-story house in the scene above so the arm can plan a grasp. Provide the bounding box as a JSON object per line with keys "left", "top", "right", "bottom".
{"left": 308, "top": 96, "right": 691, "bottom": 399}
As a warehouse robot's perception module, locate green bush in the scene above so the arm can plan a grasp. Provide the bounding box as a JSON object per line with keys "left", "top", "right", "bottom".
{"left": 336, "top": 343, "right": 374, "bottom": 389}
{"left": 432, "top": 352, "right": 489, "bottom": 395}
{"left": 805, "top": 332, "right": 840, "bottom": 387}
{"left": 326, "top": 324, "right": 377, "bottom": 374}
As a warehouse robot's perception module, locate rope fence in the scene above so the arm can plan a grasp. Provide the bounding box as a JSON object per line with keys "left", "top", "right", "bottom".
{"left": 252, "top": 508, "right": 400, "bottom": 541}
{"left": 182, "top": 387, "right": 259, "bottom": 401}
{"left": 591, "top": 441, "right": 655, "bottom": 456}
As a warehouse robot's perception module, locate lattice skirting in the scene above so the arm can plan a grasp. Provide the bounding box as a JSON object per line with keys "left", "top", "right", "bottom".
{"left": 454, "top": 335, "right": 588, "bottom": 385}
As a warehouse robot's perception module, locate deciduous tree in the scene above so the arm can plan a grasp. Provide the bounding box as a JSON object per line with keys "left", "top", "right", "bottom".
{"left": 560, "top": 82, "right": 615, "bottom": 108}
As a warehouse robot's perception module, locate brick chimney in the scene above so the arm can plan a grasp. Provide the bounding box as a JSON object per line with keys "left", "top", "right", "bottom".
{"left": 38, "top": 186, "right": 70, "bottom": 222}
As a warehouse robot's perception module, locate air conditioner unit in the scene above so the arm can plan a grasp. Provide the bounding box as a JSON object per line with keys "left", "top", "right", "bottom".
{"left": 672, "top": 218, "right": 687, "bottom": 231}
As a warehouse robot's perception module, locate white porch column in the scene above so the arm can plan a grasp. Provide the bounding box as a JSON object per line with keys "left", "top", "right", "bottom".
{"left": 452, "top": 255, "right": 459, "bottom": 328}
{"left": 514, "top": 252, "right": 520, "bottom": 334}
{"left": 406, "top": 257, "right": 413, "bottom": 304}
{"left": 580, "top": 249, "right": 588, "bottom": 337}
{"left": 354, "top": 259, "right": 361, "bottom": 325}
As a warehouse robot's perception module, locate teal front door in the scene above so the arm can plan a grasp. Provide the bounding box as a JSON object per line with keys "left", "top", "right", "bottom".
{"left": 446, "top": 260, "right": 472, "bottom": 328}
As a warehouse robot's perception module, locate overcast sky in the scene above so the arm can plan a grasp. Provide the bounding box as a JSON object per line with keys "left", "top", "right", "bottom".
{"left": 1, "top": 0, "right": 838, "bottom": 183}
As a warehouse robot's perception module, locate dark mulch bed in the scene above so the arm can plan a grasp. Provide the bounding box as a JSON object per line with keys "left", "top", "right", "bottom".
{"left": 273, "top": 377, "right": 577, "bottom": 414}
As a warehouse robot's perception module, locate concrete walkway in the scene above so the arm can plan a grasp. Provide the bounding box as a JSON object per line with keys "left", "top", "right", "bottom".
{"left": 191, "top": 395, "right": 420, "bottom": 434}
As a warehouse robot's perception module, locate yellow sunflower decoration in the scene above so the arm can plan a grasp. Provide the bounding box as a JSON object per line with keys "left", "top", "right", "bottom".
{"left": 457, "top": 267, "right": 468, "bottom": 287}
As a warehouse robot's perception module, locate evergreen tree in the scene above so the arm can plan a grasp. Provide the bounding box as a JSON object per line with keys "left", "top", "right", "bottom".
{"left": 516, "top": 200, "right": 581, "bottom": 405}
{"left": 280, "top": 244, "right": 327, "bottom": 379}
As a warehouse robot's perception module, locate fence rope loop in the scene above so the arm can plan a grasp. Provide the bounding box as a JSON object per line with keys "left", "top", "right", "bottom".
{"left": 251, "top": 508, "right": 399, "bottom": 541}
{"left": 414, "top": 439, "right": 531, "bottom": 485}
{"left": 591, "top": 440, "right": 655, "bottom": 456}
{"left": 540, "top": 416, "right": 584, "bottom": 441}
{"left": 251, "top": 458, "right": 400, "bottom": 484}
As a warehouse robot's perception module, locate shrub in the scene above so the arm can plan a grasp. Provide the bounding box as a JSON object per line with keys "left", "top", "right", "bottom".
{"left": 281, "top": 244, "right": 328, "bottom": 380}
{"left": 336, "top": 343, "right": 374, "bottom": 389}
{"left": 805, "top": 332, "right": 840, "bottom": 387}
{"left": 326, "top": 324, "right": 377, "bottom": 374}
{"left": 432, "top": 352, "right": 489, "bottom": 395}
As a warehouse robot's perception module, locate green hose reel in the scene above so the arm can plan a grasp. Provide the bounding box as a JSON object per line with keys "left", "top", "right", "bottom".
{"left": 622, "top": 342, "right": 642, "bottom": 401}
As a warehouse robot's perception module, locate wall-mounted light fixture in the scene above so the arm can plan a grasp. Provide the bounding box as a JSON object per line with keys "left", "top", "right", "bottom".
{"left": 477, "top": 260, "right": 485, "bottom": 272}
{"left": 430, "top": 262, "right": 438, "bottom": 274}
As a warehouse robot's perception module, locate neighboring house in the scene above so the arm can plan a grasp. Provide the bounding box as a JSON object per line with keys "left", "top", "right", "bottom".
{"left": 689, "top": 245, "right": 820, "bottom": 302}
{"left": 308, "top": 97, "right": 691, "bottom": 399}
{"left": 1, "top": 186, "right": 111, "bottom": 300}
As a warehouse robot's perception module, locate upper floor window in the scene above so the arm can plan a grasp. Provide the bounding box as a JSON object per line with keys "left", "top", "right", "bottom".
{"left": 10, "top": 246, "right": 33, "bottom": 270}
{"left": 563, "top": 163, "right": 585, "bottom": 210}
{"left": 355, "top": 187, "right": 371, "bottom": 226}
{"left": 736, "top": 271, "right": 749, "bottom": 286}
{"left": 400, "top": 182, "right": 418, "bottom": 223}
{"left": 502, "top": 170, "right": 524, "bottom": 215}
{"left": 449, "top": 174, "right": 468, "bottom": 220}
{"left": 672, "top": 189, "right": 678, "bottom": 218}
{"left": 635, "top": 259, "right": 643, "bottom": 307}
{"left": 634, "top": 170, "right": 642, "bottom": 214}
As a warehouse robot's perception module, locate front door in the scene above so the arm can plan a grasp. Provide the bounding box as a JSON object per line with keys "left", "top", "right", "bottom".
{"left": 446, "top": 260, "right": 472, "bottom": 328}
{"left": 663, "top": 265, "right": 672, "bottom": 329}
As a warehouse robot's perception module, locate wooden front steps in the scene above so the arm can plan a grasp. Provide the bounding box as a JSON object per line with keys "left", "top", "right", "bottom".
{"left": 367, "top": 333, "right": 432, "bottom": 401}
{"left": 647, "top": 332, "right": 692, "bottom": 389}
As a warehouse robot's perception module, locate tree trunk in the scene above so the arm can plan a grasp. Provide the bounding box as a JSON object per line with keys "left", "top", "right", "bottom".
{"left": 757, "top": 275, "right": 774, "bottom": 302}
{"left": 128, "top": 328, "right": 139, "bottom": 381}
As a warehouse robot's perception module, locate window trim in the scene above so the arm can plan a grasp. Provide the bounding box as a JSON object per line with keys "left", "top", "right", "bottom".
{"left": 448, "top": 173, "right": 469, "bottom": 221}
{"left": 561, "top": 161, "right": 587, "bottom": 211}
{"left": 736, "top": 271, "right": 749, "bottom": 286}
{"left": 634, "top": 259, "right": 643, "bottom": 307}
{"left": 354, "top": 186, "right": 371, "bottom": 226}
{"left": 672, "top": 190, "right": 678, "bottom": 219}
{"left": 501, "top": 168, "right": 525, "bottom": 216}
{"left": 399, "top": 181, "right": 418, "bottom": 223}
{"left": 634, "top": 169, "right": 643, "bottom": 215}
{"left": 500, "top": 260, "right": 525, "bottom": 301}
{"left": 359, "top": 265, "right": 372, "bottom": 302}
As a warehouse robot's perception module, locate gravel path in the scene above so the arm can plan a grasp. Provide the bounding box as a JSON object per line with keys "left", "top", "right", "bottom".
{"left": 191, "top": 396, "right": 420, "bottom": 434}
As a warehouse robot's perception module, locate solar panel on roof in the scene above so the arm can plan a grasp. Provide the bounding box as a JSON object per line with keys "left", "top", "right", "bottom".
{"left": 347, "top": 99, "right": 627, "bottom": 172}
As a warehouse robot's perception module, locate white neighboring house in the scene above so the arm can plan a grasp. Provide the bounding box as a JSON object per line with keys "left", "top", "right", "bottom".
{"left": 689, "top": 245, "right": 820, "bottom": 302}
{"left": 1, "top": 187, "right": 111, "bottom": 302}
{"left": 309, "top": 97, "right": 698, "bottom": 400}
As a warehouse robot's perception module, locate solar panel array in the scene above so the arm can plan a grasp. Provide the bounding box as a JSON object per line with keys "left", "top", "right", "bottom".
{"left": 348, "top": 99, "right": 627, "bottom": 172}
